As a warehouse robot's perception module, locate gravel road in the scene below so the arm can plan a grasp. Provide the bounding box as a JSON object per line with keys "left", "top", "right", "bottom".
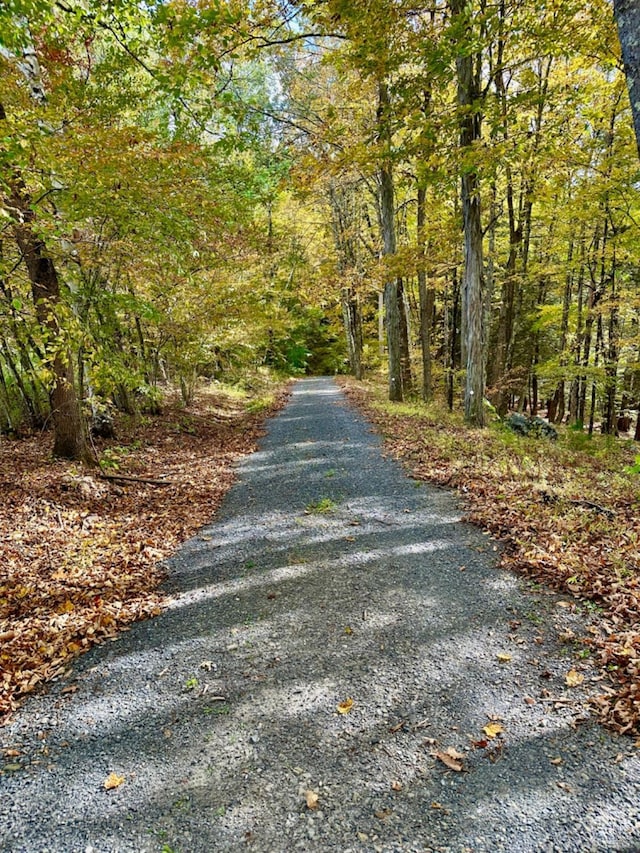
{"left": 2, "top": 376, "right": 640, "bottom": 853}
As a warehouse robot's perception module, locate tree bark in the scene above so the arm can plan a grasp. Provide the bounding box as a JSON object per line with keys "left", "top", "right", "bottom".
{"left": 11, "top": 201, "right": 91, "bottom": 461}
{"left": 614, "top": 0, "right": 640, "bottom": 158}
{"left": 451, "top": 0, "right": 485, "bottom": 426}
{"left": 417, "top": 185, "right": 436, "bottom": 401}
{"left": 377, "top": 81, "right": 403, "bottom": 402}
{"left": 341, "top": 287, "right": 364, "bottom": 379}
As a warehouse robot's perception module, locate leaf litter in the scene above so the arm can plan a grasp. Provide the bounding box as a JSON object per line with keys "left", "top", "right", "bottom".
{"left": 0, "top": 383, "right": 289, "bottom": 724}
{"left": 340, "top": 378, "right": 640, "bottom": 736}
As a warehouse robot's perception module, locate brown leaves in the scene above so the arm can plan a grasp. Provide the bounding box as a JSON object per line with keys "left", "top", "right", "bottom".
{"left": 482, "top": 722, "right": 504, "bottom": 739}
{"left": 305, "top": 790, "right": 319, "bottom": 810}
{"left": 432, "top": 747, "right": 465, "bottom": 772}
{"left": 565, "top": 669, "right": 585, "bottom": 687}
{"left": 336, "top": 697, "right": 354, "bottom": 715}
{"left": 338, "top": 377, "right": 640, "bottom": 737}
{"left": 103, "top": 772, "right": 125, "bottom": 790}
{"left": 0, "top": 385, "right": 289, "bottom": 724}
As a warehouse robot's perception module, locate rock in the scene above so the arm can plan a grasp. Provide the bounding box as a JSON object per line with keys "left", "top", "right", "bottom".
{"left": 504, "top": 413, "right": 558, "bottom": 440}
{"left": 504, "top": 413, "right": 530, "bottom": 436}
{"left": 90, "top": 411, "right": 115, "bottom": 439}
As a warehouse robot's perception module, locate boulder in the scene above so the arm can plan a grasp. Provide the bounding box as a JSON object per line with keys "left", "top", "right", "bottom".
{"left": 504, "top": 413, "right": 558, "bottom": 440}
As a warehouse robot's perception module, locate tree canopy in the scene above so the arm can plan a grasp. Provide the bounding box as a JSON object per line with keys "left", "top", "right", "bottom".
{"left": 1, "top": 0, "right": 640, "bottom": 454}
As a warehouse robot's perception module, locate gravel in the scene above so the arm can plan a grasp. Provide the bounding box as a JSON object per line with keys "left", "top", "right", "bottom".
{"left": 1, "top": 376, "right": 639, "bottom": 853}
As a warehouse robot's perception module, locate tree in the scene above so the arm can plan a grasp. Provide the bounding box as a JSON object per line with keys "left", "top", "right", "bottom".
{"left": 450, "top": 0, "right": 485, "bottom": 426}
{"left": 614, "top": 0, "right": 640, "bottom": 158}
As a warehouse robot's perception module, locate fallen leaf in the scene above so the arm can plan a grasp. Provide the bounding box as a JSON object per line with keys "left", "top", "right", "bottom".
{"left": 523, "top": 696, "right": 536, "bottom": 705}
{"left": 305, "top": 790, "right": 319, "bottom": 810}
{"left": 557, "top": 781, "right": 573, "bottom": 792}
{"left": 391, "top": 780, "right": 402, "bottom": 791}
{"left": 103, "top": 772, "right": 125, "bottom": 790}
{"left": 472, "top": 739, "right": 488, "bottom": 749}
{"left": 550, "top": 757, "right": 563, "bottom": 765}
{"left": 482, "top": 722, "right": 504, "bottom": 739}
{"left": 337, "top": 697, "right": 354, "bottom": 714}
{"left": 375, "top": 808, "right": 392, "bottom": 820}
{"left": 344, "top": 626, "right": 353, "bottom": 635}
{"left": 497, "top": 653, "right": 512, "bottom": 663}
{"left": 432, "top": 747, "right": 464, "bottom": 772}
{"left": 565, "top": 669, "right": 584, "bottom": 687}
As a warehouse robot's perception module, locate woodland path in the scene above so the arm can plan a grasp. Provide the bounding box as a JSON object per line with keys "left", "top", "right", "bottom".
{"left": 2, "top": 377, "right": 640, "bottom": 853}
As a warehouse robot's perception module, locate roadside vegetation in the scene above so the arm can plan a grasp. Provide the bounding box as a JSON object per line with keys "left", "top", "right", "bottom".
{"left": 341, "top": 378, "right": 640, "bottom": 736}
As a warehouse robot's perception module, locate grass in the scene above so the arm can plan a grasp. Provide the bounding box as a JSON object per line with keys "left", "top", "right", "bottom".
{"left": 305, "top": 497, "right": 338, "bottom": 514}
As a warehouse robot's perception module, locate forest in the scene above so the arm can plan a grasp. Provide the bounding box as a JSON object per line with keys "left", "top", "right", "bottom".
{"left": 3, "top": 1, "right": 640, "bottom": 734}
{"left": 1, "top": 0, "right": 640, "bottom": 447}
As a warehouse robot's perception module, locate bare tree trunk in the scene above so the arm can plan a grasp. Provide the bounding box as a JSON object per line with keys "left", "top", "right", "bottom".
{"left": 11, "top": 203, "right": 91, "bottom": 461}
{"left": 341, "top": 287, "right": 364, "bottom": 380}
{"left": 417, "top": 186, "right": 436, "bottom": 401}
{"left": 451, "top": 0, "right": 485, "bottom": 426}
{"left": 378, "top": 81, "right": 403, "bottom": 402}
{"left": 447, "top": 269, "right": 460, "bottom": 412}
{"left": 614, "top": 0, "right": 640, "bottom": 158}
{"left": 378, "top": 291, "right": 385, "bottom": 358}
{"left": 602, "top": 250, "right": 620, "bottom": 435}
{"left": 398, "top": 279, "right": 412, "bottom": 391}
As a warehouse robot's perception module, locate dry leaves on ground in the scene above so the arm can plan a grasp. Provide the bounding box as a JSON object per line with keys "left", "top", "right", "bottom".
{"left": 340, "top": 378, "right": 640, "bottom": 736}
{"left": 433, "top": 747, "right": 465, "bottom": 772}
{"left": 0, "top": 383, "right": 289, "bottom": 724}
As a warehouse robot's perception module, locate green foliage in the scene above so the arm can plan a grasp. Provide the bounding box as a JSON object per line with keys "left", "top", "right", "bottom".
{"left": 625, "top": 455, "right": 640, "bottom": 476}
{"left": 305, "top": 497, "right": 337, "bottom": 514}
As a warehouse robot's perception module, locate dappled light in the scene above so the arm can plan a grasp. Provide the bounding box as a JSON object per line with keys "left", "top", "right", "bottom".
{"left": 2, "top": 378, "right": 639, "bottom": 852}
{"left": 3, "top": 0, "right": 640, "bottom": 847}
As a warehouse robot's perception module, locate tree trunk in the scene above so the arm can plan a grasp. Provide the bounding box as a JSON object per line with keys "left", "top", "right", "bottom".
{"left": 398, "top": 278, "right": 412, "bottom": 392}
{"left": 378, "top": 81, "right": 403, "bottom": 402}
{"left": 12, "top": 216, "right": 91, "bottom": 460}
{"left": 447, "top": 269, "right": 460, "bottom": 412}
{"left": 451, "top": 0, "right": 485, "bottom": 426}
{"left": 1, "top": 99, "right": 91, "bottom": 462}
{"left": 417, "top": 186, "right": 436, "bottom": 401}
{"left": 614, "top": 0, "right": 640, "bottom": 158}
{"left": 341, "top": 287, "right": 364, "bottom": 380}
{"left": 602, "top": 252, "right": 620, "bottom": 435}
